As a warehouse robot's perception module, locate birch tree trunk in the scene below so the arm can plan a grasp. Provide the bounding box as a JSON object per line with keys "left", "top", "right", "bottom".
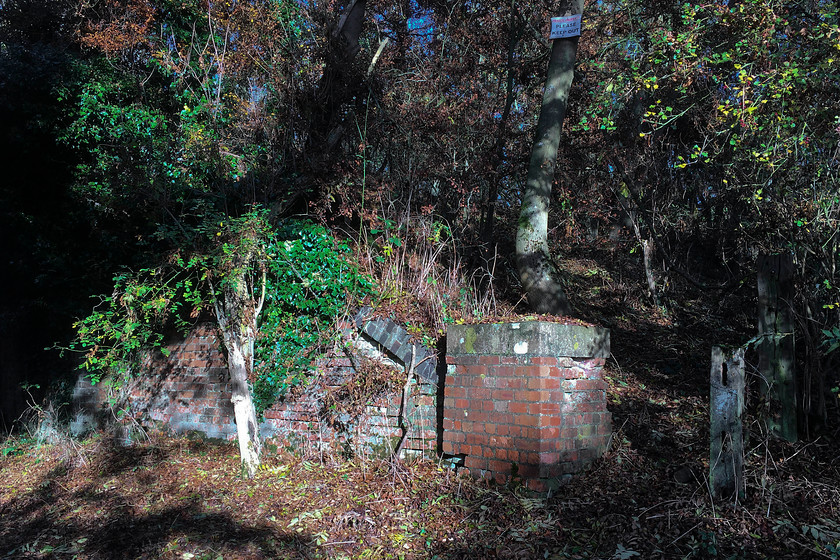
{"left": 515, "top": 1, "right": 582, "bottom": 316}
{"left": 212, "top": 256, "right": 265, "bottom": 479}
{"left": 222, "top": 327, "right": 262, "bottom": 479}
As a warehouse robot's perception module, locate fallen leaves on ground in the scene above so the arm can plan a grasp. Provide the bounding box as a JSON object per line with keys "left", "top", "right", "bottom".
{"left": 2, "top": 417, "right": 839, "bottom": 559}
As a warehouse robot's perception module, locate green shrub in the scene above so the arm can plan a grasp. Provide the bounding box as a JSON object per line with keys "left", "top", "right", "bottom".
{"left": 253, "top": 221, "right": 374, "bottom": 414}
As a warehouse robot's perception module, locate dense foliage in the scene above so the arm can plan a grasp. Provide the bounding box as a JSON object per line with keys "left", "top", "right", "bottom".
{"left": 1, "top": 0, "right": 837, "bottom": 419}
{"left": 68, "top": 212, "right": 372, "bottom": 414}
{"left": 254, "top": 221, "right": 374, "bottom": 413}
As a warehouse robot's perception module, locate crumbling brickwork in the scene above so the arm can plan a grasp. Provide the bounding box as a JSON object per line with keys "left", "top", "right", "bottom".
{"left": 72, "top": 321, "right": 438, "bottom": 459}
{"left": 72, "top": 318, "right": 612, "bottom": 492}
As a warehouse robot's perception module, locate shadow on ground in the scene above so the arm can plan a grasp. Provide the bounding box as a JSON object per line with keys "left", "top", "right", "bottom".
{"left": 0, "top": 440, "right": 314, "bottom": 560}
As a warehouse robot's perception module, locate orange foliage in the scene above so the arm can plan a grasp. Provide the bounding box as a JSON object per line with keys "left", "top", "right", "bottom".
{"left": 79, "top": 0, "right": 155, "bottom": 55}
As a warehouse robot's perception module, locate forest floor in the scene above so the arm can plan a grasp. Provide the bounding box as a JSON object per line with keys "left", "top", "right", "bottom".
{"left": 1, "top": 402, "right": 838, "bottom": 560}
{"left": 2, "top": 247, "right": 840, "bottom": 560}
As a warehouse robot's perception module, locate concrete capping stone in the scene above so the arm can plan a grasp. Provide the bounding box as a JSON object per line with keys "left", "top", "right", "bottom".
{"left": 446, "top": 321, "right": 610, "bottom": 359}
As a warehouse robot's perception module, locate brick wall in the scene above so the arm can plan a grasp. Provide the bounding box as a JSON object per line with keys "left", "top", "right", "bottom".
{"left": 71, "top": 317, "right": 614, "bottom": 492}
{"left": 258, "top": 352, "right": 437, "bottom": 459}
{"left": 443, "top": 321, "right": 611, "bottom": 492}
{"left": 71, "top": 321, "right": 439, "bottom": 459}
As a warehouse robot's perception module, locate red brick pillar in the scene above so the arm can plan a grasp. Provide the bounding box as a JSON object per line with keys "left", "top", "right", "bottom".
{"left": 442, "top": 321, "right": 611, "bottom": 492}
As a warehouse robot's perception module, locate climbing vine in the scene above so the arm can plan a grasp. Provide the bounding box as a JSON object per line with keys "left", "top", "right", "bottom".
{"left": 69, "top": 215, "right": 375, "bottom": 416}
{"left": 253, "top": 221, "right": 375, "bottom": 414}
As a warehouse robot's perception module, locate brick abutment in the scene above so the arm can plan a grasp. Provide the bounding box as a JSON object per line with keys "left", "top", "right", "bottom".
{"left": 72, "top": 320, "right": 611, "bottom": 490}
{"left": 443, "top": 322, "right": 612, "bottom": 492}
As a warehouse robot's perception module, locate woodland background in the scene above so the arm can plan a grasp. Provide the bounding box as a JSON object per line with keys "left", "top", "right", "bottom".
{"left": 1, "top": 0, "right": 840, "bottom": 557}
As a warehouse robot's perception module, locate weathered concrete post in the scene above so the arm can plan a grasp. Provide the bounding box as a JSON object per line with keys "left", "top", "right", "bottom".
{"left": 757, "top": 253, "right": 797, "bottom": 442}
{"left": 710, "top": 346, "right": 746, "bottom": 501}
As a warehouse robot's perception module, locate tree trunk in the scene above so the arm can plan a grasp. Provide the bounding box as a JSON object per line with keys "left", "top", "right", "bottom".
{"left": 212, "top": 267, "right": 265, "bottom": 479}
{"left": 481, "top": 5, "right": 522, "bottom": 253}
{"left": 642, "top": 238, "right": 659, "bottom": 305}
{"left": 313, "top": 0, "right": 368, "bottom": 153}
{"left": 225, "top": 331, "right": 262, "bottom": 479}
{"left": 515, "top": 2, "right": 582, "bottom": 316}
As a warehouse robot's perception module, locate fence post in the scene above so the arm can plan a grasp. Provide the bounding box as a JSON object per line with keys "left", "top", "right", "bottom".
{"left": 757, "top": 253, "right": 797, "bottom": 442}
{"left": 710, "top": 346, "right": 746, "bottom": 501}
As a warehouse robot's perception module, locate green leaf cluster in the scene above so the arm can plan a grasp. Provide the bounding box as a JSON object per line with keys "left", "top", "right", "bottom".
{"left": 822, "top": 327, "right": 840, "bottom": 355}
{"left": 253, "top": 221, "right": 374, "bottom": 414}
{"left": 69, "top": 260, "right": 206, "bottom": 385}
{"left": 69, "top": 214, "right": 375, "bottom": 416}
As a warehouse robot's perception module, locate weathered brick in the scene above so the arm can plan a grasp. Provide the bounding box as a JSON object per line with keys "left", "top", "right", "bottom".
{"left": 518, "top": 463, "right": 539, "bottom": 478}
{"left": 541, "top": 426, "right": 560, "bottom": 439}
{"left": 454, "top": 355, "right": 479, "bottom": 365}
{"left": 471, "top": 387, "right": 491, "bottom": 400}
{"left": 530, "top": 356, "right": 557, "bottom": 366}
{"left": 488, "top": 459, "right": 511, "bottom": 474}
{"left": 491, "top": 389, "right": 515, "bottom": 401}
{"left": 561, "top": 427, "right": 579, "bottom": 439}
{"left": 517, "top": 390, "right": 541, "bottom": 402}
{"left": 445, "top": 386, "right": 466, "bottom": 400}
{"left": 492, "top": 365, "right": 515, "bottom": 377}
{"left": 575, "top": 379, "right": 607, "bottom": 391}
{"left": 514, "top": 365, "right": 537, "bottom": 377}
{"left": 518, "top": 438, "right": 540, "bottom": 452}
{"left": 526, "top": 479, "right": 549, "bottom": 492}
{"left": 478, "top": 376, "right": 498, "bottom": 388}
{"left": 541, "top": 402, "right": 561, "bottom": 415}
{"left": 487, "top": 434, "right": 510, "bottom": 449}
{"left": 490, "top": 412, "right": 513, "bottom": 425}
{"left": 502, "top": 377, "right": 525, "bottom": 389}
{"left": 509, "top": 402, "right": 529, "bottom": 414}
{"left": 492, "top": 401, "right": 508, "bottom": 413}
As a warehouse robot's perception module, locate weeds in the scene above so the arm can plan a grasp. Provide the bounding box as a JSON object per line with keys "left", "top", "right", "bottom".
{"left": 354, "top": 213, "right": 506, "bottom": 338}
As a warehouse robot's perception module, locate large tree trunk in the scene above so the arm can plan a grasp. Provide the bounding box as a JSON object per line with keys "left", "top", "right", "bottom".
{"left": 515, "top": 3, "right": 582, "bottom": 316}
{"left": 312, "top": 0, "right": 368, "bottom": 153}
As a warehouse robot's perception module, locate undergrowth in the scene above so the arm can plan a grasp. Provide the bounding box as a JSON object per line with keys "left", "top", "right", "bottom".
{"left": 351, "top": 212, "right": 510, "bottom": 341}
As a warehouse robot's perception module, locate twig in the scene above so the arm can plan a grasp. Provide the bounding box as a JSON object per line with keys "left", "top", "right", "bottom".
{"left": 393, "top": 346, "right": 418, "bottom": 461}
{"left": 786, "top": 537, "right": 838, "bottom": 560}
{"left": 671, "top": 522, "right": 702, "bottom": 546}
